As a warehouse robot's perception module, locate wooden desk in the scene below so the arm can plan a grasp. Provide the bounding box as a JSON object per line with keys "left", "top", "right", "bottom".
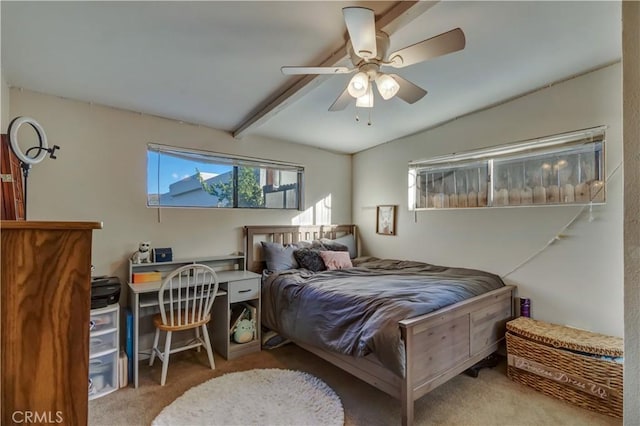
{"left": 128, "top": 269, "right": 260, "bottom": 388}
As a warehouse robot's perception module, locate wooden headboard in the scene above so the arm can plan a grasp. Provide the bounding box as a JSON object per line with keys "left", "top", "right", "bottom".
{"left": 244, "top": 224, "right": 357, "bottom": 273}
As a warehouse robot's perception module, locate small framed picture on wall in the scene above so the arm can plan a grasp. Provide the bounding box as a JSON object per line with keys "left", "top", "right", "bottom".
{"left": 376, "top": 205, "right": 396, "bottom": 235}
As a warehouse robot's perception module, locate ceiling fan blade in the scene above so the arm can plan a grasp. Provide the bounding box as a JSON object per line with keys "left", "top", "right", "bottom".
{"left": 388, "top": 28, "right": 465, "bottom": 69}
{"left": 343, "top": 7, "right": 377, "bottom": 60}
{"left": 281, "top": 66, "right": 352, "bottom": 75}
{"left": 389, "top": 74, "right": 427, "bottom": 104}
{"left": 328, "top": 87, "right": 352, "bottom": 111}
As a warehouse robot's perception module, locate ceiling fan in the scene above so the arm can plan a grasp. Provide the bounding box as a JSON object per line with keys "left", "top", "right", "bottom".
{"left": 281, "top": 7, "right": 466, "bottom": 111}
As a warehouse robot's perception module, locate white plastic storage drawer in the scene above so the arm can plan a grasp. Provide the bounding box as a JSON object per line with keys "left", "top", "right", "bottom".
{"left": 90, "top": 306, "right": 118, "bottom": 334}
{"left": 89, "top": 350, "right": 118, "bottom": 400}
{"left": 227, "top": 279, "right": 259, "bottom": 303}
{"left": 90, "top": 331, "right": 118, "bottom": 356}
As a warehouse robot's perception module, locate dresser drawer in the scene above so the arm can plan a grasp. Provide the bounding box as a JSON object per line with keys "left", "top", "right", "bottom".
{"left": 227, "top": 279, "right": 259, "bottom": 303}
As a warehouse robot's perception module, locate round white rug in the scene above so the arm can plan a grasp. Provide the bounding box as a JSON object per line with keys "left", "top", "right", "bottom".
{"left": 152, "top": 368, "right": 344, "bottom": 426}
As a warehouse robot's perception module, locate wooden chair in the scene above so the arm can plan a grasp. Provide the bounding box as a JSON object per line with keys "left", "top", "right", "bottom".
{"left": 149, "top": 264, "right": 219, "bottom": 385}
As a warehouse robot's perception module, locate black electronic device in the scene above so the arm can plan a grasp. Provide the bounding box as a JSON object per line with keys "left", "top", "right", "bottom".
{"left": 152, "top": 247, "right": 173, "bottom": 263}
{"left": 91, "top": 276, "right": 121, "bottom": 309}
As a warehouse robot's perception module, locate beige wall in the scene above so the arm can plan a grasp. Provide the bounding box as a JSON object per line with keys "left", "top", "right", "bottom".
{"left": 1, "top": 70, "right": 9, "bottom": 131}
{"left": 353, "top": 63, "right": 623, "bottom": 337}
{"left": 9, "top": 89, "right": 352, "bottom": 281}
{"left": 623, "top": 2, "right": 640, "bottom": 423}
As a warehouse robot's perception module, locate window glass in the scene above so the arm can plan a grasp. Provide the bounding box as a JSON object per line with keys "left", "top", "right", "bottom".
{"left": 492, "top": 143, "right": 603, "bottom": 206}
{"left": 147, "top": 145, "right": 304, "bottom": 210}
{"left": 408, "top": 127, "right": 605, "bottom": 210}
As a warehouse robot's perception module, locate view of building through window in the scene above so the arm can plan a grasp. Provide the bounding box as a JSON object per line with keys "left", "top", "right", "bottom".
{"left": 147, "top": 144, "right": 303, "bottom": 209}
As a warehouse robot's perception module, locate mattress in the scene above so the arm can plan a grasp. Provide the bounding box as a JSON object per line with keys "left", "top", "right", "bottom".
{"left": 261, "top": 256, "right": 505, "bottom": 377}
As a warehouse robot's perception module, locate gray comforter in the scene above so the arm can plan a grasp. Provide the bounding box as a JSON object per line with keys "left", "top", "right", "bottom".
{"left": 261, "top": 257, "right": 505, "bottom": 378}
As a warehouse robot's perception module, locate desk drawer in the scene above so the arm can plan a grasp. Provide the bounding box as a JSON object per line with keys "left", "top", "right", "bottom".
{"left": 227, "top": 279, "right": 259, "bottom": 303}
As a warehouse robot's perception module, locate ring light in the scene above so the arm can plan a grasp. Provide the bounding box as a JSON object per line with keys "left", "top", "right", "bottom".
{"left": 6, "top": 116, "right": 59, "bottom": 219}
{"left": 8, "top": 116, "right": 49, "bottom": 165}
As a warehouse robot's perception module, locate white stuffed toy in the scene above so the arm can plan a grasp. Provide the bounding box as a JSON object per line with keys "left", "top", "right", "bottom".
{"left": 131, "top": 241, "right": 151, "bottom": 264}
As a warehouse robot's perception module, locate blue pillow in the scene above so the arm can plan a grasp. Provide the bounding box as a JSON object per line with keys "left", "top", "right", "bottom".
{"left": 321, "top": 234, "right": 357, "bottom": 259}
{"left": 319, "top": 239, "right": 349, "bottom": 252}
{"left": 261, "top": 241, "right": 299, "bottom": 271}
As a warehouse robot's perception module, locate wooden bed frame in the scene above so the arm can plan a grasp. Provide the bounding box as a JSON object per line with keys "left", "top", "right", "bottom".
{"left": 244, "top": 225, "right": 515, "bottom": 426}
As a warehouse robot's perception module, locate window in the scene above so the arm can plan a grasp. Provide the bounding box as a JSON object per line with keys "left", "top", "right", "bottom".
{"left": 409, "top": 126, "right": 606, "bottom": 210}
{"left": 147, "top": 144, "right": 304, "bottom": 210}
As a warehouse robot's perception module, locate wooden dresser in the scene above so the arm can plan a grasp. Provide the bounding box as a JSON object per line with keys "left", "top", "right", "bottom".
{"left": 1, "top": 221, "right": 102, "bottom": 425}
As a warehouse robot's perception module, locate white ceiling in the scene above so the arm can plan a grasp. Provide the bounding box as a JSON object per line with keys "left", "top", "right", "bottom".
{"left": 1, "top": 1, "right": 621, "bottom": 154}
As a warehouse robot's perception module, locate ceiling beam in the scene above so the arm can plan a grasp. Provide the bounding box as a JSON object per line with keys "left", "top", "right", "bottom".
{"left": 233, "top": 1, "right": 439, "bottom": 140}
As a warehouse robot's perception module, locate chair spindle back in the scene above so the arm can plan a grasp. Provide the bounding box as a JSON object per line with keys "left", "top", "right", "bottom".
{"left": 158, "top": 264, "right": 219, "bottom": 327}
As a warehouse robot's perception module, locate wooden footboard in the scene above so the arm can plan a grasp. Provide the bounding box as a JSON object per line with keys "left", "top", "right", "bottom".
{"left": 399, "top": 285, "right": 514, "bottom": 425}
{"left": 291, "top": 286, "right": 514, "bottom": 426}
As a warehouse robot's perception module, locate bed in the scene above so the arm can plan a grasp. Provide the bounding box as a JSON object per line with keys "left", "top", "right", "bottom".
{"left": 245, "top": 225, "right": 515, "bottom": 426}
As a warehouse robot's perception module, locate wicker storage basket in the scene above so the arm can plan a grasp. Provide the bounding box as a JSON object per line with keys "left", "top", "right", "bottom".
{"left": 506, "top": 317, "right": 623, "bottom": 418}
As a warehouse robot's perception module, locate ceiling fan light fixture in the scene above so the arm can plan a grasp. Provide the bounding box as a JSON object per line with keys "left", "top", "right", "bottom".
{"left": 356, "top": 84, "right": 374, "bottom": 108}
{"left": 347, "top": 72, "right": 369, "bottom": 98}
{"left": 281, "top": 7, "right": 465, "bottom": 112}
{"left": 375, "top": 73, "right": 400, "bottom": 100}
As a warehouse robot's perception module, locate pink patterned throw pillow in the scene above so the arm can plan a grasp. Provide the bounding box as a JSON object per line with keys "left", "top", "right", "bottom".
{"left": 319, "top": 250, "right": 353, "bottom": 270}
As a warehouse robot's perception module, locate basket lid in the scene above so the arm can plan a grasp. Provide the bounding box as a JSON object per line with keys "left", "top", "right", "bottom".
{"left": 506, "top": 317, "right": 623, "bottom": 357}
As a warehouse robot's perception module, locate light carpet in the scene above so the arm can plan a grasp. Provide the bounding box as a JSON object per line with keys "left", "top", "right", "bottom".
{"left": 151, "top": 368, "right": 344, "bottom": 426}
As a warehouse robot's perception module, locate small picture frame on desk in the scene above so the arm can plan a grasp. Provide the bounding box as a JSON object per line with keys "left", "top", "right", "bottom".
{"left": 376, "top": 205, "right": 396, "bottom": 235}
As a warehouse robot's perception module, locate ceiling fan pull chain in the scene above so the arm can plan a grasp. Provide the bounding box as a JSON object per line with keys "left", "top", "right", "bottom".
{"left": 354, "top": 107, "right": 372, "bottom": 125}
